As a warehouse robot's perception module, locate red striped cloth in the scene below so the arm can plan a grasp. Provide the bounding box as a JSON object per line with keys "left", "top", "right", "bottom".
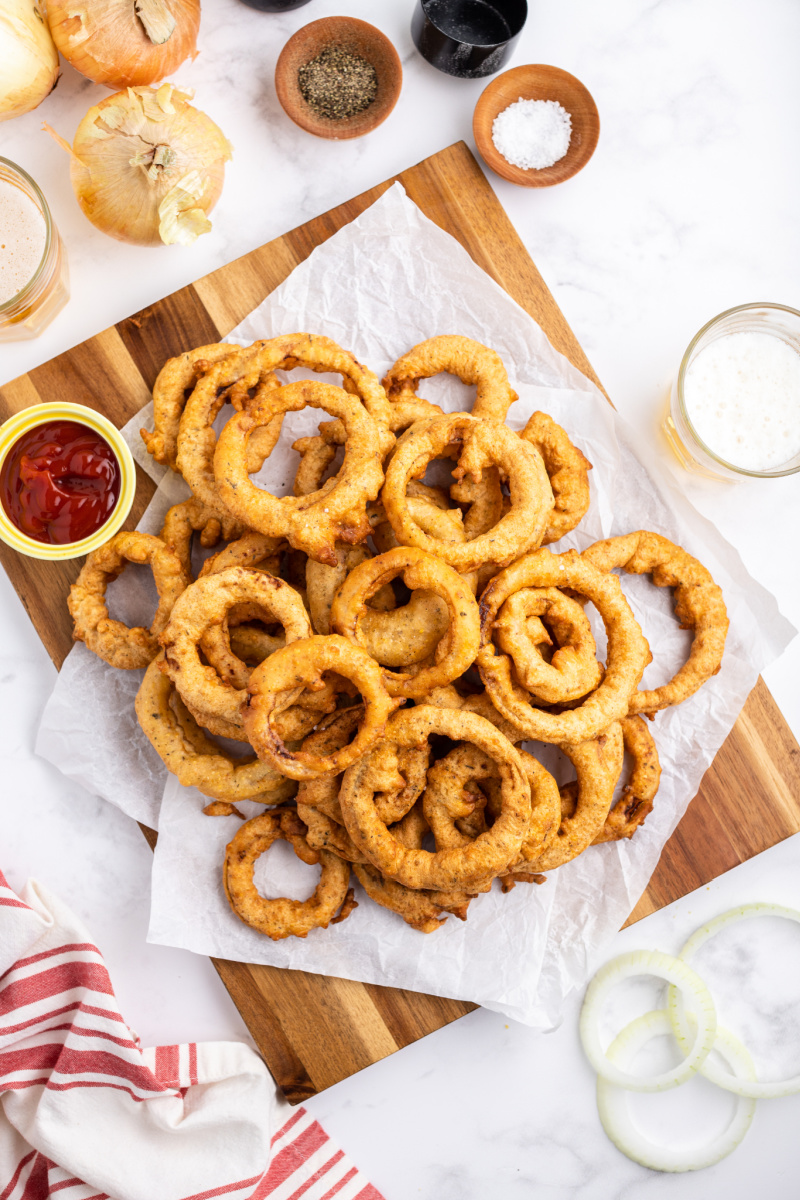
{"left": 0, "top": 872, "right": 384, "bottom": 1200}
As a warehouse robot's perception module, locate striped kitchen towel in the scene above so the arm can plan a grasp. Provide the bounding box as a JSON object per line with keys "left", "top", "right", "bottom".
{"left": 0, "top": 871, "right": 384, "bottom": 1200}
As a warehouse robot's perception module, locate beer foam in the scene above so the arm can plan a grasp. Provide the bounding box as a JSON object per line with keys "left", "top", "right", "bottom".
{"left": 0, "top": 177, "right": 48, "bottom": 306}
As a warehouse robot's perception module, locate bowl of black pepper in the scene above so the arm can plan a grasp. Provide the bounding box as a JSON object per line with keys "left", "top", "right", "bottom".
{"left": 275, "top": 16, "right": 403, "bottom": 139}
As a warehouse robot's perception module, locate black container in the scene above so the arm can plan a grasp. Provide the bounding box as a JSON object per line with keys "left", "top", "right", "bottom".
{"left": 238, "top": 0, "right": 312, "bottom": 11}
{"left": 411, "top": 0, "right": 527, "bottom": 78}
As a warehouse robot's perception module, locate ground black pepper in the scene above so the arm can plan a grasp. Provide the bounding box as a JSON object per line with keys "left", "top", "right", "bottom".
{"left": 297, "top": 44, "right": 378, "bottom": 120}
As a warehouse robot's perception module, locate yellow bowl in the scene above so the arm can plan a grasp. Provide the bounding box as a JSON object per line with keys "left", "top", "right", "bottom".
{"left": 0, "top": 402, "right": 136, "bottom": 561}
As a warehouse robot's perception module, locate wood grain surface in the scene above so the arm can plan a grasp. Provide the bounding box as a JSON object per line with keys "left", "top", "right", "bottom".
{"left": 3, "top": 141, "right": 800, "bottom": 1103}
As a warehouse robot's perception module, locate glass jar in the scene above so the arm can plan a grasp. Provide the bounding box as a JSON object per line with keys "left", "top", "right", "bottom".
{"left": 0, "top": 158, "right": 69, "bottom": 342}
{"left": 663, "top": 302, "right": 800, "bottom": 481}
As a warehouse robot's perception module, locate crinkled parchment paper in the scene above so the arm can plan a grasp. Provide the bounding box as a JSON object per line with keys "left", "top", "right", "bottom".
{"left": 36, "top": 185, "right": 795, "bottom": 1025}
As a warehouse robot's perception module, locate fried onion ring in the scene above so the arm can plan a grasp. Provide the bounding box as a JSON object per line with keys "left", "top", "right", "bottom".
{"left": 160, "top": 497, "right": 244, "bottom": 580}
{"left": 493, "top": 586, "right": 603, "bottom": 705}
{"left": 243, "top": 635, "right": 401, "bottom": 780}
{"left": 141, "top": 342, "right": 240, "bottom": 469}
{"left": 422, "top": 741, "right": 561, "bottom": 879}
{"left": 159, "top": 567, "right": 312, "bottom": 726}
{"left": 382, "top": 335, "right": 518, "bottom": 431}
{"left": 214, "top": 381, "right": 394, "bottom": 566}
{"left": 561, "top": 715, "right": 660, "bottom": 845}
{"left": 330, "top": 547, "right": 481, "bottom": 697}
{"left": 478, "top": 550, "right": 651, "bottom": 745}
{"left": 519, "top": 412, "right": 592, "bottom": 544}
{"left": 523, "top": 722, "right": 625, "bottom": 872}
{"left": 223, "top": 809, "right": 354, "bottom": 939}
{"left": 338, "top": 706, "right": 530, "bottom": 891}
{"left": 135, "top": 656, "right": 297, "bottom": 804}
{"left": 581, "top": 531, "right": 729, "bottom": 715}
{"left": 382, "top": 414, "right": 554, "bottom": 573}
{"left": 68, "top": 531, "right": 189, "bottom": 669}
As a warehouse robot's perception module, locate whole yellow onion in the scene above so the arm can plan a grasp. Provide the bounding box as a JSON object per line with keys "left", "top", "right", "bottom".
{"left": 0, "top": 0, "right": 60, "bottom": 122}
{"left": 49, "top": 85, "right": 232, "bottom": 247}
{"left": 47, "top": 0, "right": 200, "bottom": 90}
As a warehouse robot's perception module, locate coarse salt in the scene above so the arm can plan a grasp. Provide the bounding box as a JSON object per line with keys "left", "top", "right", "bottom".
{"left": 491, "top": 98, "right": 572, "bottom": 171}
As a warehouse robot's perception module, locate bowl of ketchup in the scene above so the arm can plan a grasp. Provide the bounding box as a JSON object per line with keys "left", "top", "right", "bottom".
{"left": 0, "top": 403, "right": 136, "bottom": 560}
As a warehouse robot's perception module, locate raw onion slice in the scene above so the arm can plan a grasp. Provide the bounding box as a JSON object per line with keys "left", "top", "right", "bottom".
{"left": 596, "top": 1010, "right": 757, "bottom": 1172}
{"left": 668, "top": 902, "right": 800, "bottom": 1099}
{"left": 580, "top": 949, "right": 717, "bottom": 1091}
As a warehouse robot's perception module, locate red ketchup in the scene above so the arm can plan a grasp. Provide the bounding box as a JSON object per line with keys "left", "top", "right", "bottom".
{"left": 0, "top": 419, "right": 121, "bottom": 545}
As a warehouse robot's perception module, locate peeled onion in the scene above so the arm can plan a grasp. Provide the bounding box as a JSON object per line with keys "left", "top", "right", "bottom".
{"left": 0, "top": 0, "right": 60, "bottom": 123}
{"left": 47, "top": 85, "right": 232, "bottom": 247}
{"left": 47, "top": 0, "right": 200, "bottom": 90}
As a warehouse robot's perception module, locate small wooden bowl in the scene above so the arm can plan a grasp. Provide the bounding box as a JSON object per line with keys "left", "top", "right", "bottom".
{"left": 275, "top": 16, "right": 402, "bottom": 140}
{"left": 473, "top": 64, "right": 600, "bottom": 187}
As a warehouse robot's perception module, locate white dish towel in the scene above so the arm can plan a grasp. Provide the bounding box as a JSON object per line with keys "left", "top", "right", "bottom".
{"left": 0, "top": 871, "right": 384, "bottom": 1200}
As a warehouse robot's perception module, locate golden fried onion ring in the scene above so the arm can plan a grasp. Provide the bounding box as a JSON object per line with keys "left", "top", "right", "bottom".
{"left": 563, "top": 715, "right": 660, "bottom": 845}
{"left": 68, "top": 532, "right": 189, "bottom": 670}
{"left": 141, "top": 342, "right": 241, "bottom": 469}
{"left": 160, "top": 497, "right": 244, "bottom": 580}
{"left": 519, "top": 411, "right": 592, "bottom": 545}
{"left": 524, "top": 722, "right": 625, "bottom": 872}
{"left": 382, "top": 414, "right": 554, "bottom": 574}
{"left": 135, "top": 655, "right": 296, "bottom": 804}
{"left": 214, "top": 381, "right": 394, "bottom": 566}
{"left": 338, "top": 706, "right": 530, "bottom": 891}
{"left": 478, "top": 549, "right": 651, "bottom": 745}
{"left": 383, "top": 335, "right": 518, "bottom": 431}
{"left": 493, "top": 586, "right": 603, "bottom": 705}
{"left": 243, "top": 635, "right": 401, "bottom": 780}
{"left": 159, "top": 567, "right": 312, "bottom": 726}
{"left": 224, "top": 809, "right": 354, "bottom": 940}
{"left": 330, "top": 547, "right": 481, "bottom": 698}
{"left": 423, "top": 740, "right": 561, "bottom": 876}
{"left": 581, "top": 531, "right": 729, "bottom": 715}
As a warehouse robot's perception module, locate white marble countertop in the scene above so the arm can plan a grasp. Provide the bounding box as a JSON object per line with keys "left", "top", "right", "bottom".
{"left": 2, "top": 0, "right": 800, "bottom": 1194}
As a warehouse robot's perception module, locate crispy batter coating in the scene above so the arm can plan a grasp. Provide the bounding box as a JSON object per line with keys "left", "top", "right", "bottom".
{"left": 581, "top": 531, "right": 729, "bottom": 715}
{"left": 523, "top": 722, "right": 625, "bottom": 872}
{"left": 224, "top": 809, "right": 354, "bottom": 940}
{"left": 519, "top": 412, "right": 592, "bottom": 545}
{"left": 214, "top": 381, "right": 394, "bottom": 566}
{"left": 562, "top": 714, "right": 660, "bottom": 845}
{"left": 68, "top": 532, "right": 189, "bottom": 669}
{"left": 338, "top": 706, "right": 530, "bottom": 891}
{"left": 141, "top": 343, "right": 241, "bottom": 469}
{"left": 330, "top": 547, "right": 481, "bottom": 698}
{"left": 160, "top": 497, "right": 244, "bottom": 580}
{"left": 159, "top": 566, "right": 313, "bottom": 727}
{"left": 493, "top": 586, "right": 603, "bottom": 705}
{"left": 478, "top": 550, "right": 652, "bottom": 745}
{"left": 383, "top": 335, "right": 518, "bottom": 431}
{"left": 135, "top": 656, "right": 297, "bottom": 804}
{"left": 244, "top": 635, "right": 402, "bottom": 781}
{"left": 382, "top": 414, "right": 554, "bottom": 574}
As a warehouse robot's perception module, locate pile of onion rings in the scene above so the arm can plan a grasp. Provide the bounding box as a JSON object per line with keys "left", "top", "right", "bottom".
{"left": 66, "top": 332, "right": 729, "bottom": 941}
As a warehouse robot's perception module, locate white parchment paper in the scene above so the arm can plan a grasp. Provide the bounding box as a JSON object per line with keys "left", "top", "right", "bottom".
{"left": 37, "top": 185, "right": 796, "bottom": 1025}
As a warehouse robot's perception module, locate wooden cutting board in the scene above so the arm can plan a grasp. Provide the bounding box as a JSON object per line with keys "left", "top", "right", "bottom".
{"left": 3, "top": 141, "right": 800, "bottom": 1104}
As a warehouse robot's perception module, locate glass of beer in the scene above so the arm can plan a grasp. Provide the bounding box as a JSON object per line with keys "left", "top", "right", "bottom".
{"left": 0, "top": 158, "right": 69, "bottom": 341}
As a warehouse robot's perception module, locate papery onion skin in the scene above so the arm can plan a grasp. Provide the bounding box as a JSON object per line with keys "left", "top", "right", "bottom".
{"left": 46, "top": 0, "right": 200, "bottom": 90}
{"left": 66, "top": 85, "right": 232, "bottom": 247}
{"left": 0, "top": 0, "right": 59, "bottom": 122}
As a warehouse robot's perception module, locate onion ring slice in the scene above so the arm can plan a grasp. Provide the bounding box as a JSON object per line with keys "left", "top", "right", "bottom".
{"left": 668, "top": 903, "right": 800, "bottom": 1098}
{"left": 580, "top": 949, "right": 717, "bottom": 1092}
{"left": 382, "top": 414, "right": 554, "bottom": 573}
{"left": 596, "top": 1010, "right": 756, "bottom": 1172}
{"left": 243, "top": 635, "right": 401, "bottom": 780}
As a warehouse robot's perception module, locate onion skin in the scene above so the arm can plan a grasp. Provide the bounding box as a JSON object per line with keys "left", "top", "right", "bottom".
{"left": 47, "top": 0, "right": 200, "bottom": 90}
{"left": 67, "top": 85, "right": 232, "bottom": 247}
{"left": 0, "top": 0, "right": 60, "bottom": 122}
